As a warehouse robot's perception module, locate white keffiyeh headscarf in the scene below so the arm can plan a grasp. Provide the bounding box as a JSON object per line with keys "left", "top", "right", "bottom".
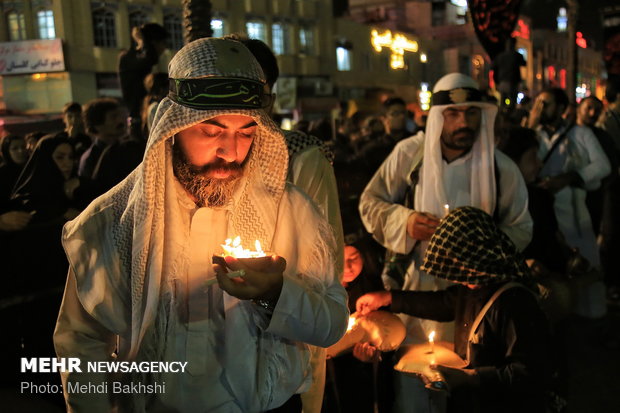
{"left": 417, "top": 73, "right": 498, "bottom": 217}
{"left": 62, "top": 37, "right": 335, "bottom": 385}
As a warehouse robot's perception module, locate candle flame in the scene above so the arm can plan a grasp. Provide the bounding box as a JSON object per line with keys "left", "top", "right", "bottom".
{"left": 221, "top": 236, "right": 266, "bottom": 258}
{"left": 347, "top": 315, "right": 357, "bottom": 332}
{"left": 429, "top": 331, "right": 435, "bottom": 343}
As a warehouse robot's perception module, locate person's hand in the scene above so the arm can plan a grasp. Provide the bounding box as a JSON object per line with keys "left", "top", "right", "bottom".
{"left": 352, "top": 342, "right": 381, "bottom": 363}
{"left": 0, "top": 210, "right": 33, "bottom": 231}
{"left": 64, "top": 178, "right": 81, "bottom": 200}
{"left": 537, "top": 172, "right": 580, "bottom": 193}
{"left": 213, "top": 255, "right": 286, "bottom": 301}
{"left": 528, "top": 95, "right": 545, "bottom": 129}
{"left": 406, "top": 211, "right": 440, "bottom": 241}
{"left": 434, "top": 365, "right": 479, "bottom": 392}
{"left": 356, "top": 291, "right": 392, "bottom": 315}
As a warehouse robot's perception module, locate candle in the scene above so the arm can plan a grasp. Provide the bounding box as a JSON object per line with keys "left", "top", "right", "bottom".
{"left": 221, "top": 236, "right": 266, "bottom": 258}
{"left": 443, "top": 204, "right": 450, "bottom": 218}
{"left": 429, "top": 330, "right": 436, "bottom": 354}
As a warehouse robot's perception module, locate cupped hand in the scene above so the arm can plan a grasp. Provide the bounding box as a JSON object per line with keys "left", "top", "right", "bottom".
{"left": 213, "top": 255, "right": 286, "bottom": 301}
{"left": 352, "top": 342, "right": 381, "bottom": 363}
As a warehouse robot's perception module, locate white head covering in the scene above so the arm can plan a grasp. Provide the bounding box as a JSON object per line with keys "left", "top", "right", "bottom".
{"left": 62, "top": 38, "right": 333, "bottom": 364}
{"left": 417, "top": 73, "right": 498, "bottom": 216}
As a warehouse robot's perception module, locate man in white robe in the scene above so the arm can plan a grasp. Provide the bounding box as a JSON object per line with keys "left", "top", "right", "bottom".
{"left": 359, "top": 73, "right": 532, "bottom": 412}
{"left": 529, "top": 87, "right": 610, "bottom": 318}
{"left": 54, "top": 38, "right": 349, "bottom": 413}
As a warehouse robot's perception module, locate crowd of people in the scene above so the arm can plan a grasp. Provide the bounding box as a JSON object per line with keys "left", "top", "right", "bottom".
{"left": 1, "top": 31, "right": 619, "bottom": 413}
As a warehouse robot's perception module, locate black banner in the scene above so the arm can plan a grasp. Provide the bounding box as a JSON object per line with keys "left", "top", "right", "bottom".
{"left": 468, "top": 0, "right": 523, "bottom": 60}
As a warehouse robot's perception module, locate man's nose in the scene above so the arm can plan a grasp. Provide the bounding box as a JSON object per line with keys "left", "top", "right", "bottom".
{"left": 216, "top": 135, "right": 237, "bottom": 162}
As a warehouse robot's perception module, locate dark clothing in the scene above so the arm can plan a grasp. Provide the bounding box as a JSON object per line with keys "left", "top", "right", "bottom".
{"left": 523, "top": 185, "right": 569, "bottom": 273}
{"left": 323, "top": 267, "right": 393, "bottom": 413}
{"left": 57, "top": 131, "right": 92, "bottom": 162}
{"left": 78, "top": 139, "right": 108, "bottom": 180}
{"left": 390, "top": 283, "right": 550, "bottom": 413}
{"left": 585, "top": 126, "right": 620, "bottom": 288}
{"left": 92, "top": 139, "right": 145, "bottom": 195}
{"left": 353, "top": 133, "right": 402, "bottom": 179}
{"left": 118, "top": 45, "right": 159, "bottom": 118}
{"left": 0, "top": 161, "right": 23, "bottom": 209}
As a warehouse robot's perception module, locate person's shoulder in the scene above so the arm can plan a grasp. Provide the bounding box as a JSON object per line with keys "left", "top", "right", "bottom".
{"left": 392, "top": 130, "right": 424, "bottom": 154}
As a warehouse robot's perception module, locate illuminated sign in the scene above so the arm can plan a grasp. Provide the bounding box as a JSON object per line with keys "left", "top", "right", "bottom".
{"left": 576, "top": 32, "right": 587, "bottom": 48}
{"left": 371, "top": 29, "right": 418, "bottom": 70}
{"left": 419, "top": 83, "right": 431, "bottom": 111}
{"left": 512, "top": 19, "right": 530, "bottom": 40}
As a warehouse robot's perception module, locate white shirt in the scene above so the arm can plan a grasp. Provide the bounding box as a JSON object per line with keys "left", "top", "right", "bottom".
{"left": 536, "top": 124, "right": 611, "bottom": 265}
{"left": 359, "top": 132, "right": 532, "bottom": 344}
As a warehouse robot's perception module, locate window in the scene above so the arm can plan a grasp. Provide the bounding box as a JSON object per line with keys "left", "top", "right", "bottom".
{"left": 164, "top": 13, "right": 183, "bottom": 50}
{"left": 246, "top": 20, "right": 267, "bottom": 43}
{"left": 7, "top": 11, "right": 26, "bottom": 41}
{"left": 92, "top": 8, "right": 116, "bottom": 47}
{"left": 299, "top": 25, "right": 314, "bottom": 55}
{"left": 129, "top": 10, "right": 148, "bottom": 32}
{"left": 211, "top": 18, "right": 224, "bottom": 38}
{"left": 336, "top": 47, "right": 351, "bottom": 71}
{"left": 36, "top": 10, "right": 56, "bottom": 39}
{"left": 272, "top": 23, "right": 291, "bottom": 55}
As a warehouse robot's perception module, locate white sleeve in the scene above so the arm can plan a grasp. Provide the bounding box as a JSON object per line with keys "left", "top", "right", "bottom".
{"left": 359, "top": 136, "right": 421, "bottom": 254}
{"left": 288, "top": 146, "right": 344, "bottom": 279}
{"left": 495, "top": 151, "right": 533, "bottom": 251}
{"left": 574, "top": 127, "right": 611, "bottom": 190}
{"left": 54, "top": 269, "right": 117, "bottom": 413}
{"left": 266, "top": 274, "right": 349, "bottom": 347}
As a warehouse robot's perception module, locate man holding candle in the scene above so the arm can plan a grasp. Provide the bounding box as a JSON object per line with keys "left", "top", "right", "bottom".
{"left": 54, "top": 38, "right": 349, "bottom": 413}
{"left": 359, "top": 73, "right": 532, "bottom": 411}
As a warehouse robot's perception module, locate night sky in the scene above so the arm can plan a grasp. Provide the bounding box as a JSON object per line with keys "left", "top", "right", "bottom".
{"left": 520, "top": 0, "right": 618, "bottom": 49}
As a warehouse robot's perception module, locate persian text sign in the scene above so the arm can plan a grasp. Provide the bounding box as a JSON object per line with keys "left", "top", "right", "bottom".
{"left": 0, "top": 39, "right": 65, "bottom": 75}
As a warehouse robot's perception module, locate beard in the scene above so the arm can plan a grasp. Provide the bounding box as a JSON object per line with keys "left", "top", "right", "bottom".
{"left": 441, "top": 127, "right": 477, "bottom": 150}
{"left": 172, "top": 144, "right": 245, "bottom": 208}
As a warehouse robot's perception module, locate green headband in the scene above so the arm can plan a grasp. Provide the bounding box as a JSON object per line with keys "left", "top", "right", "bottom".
{"left": 168, "top": 77, "right": 272, "bottom": 110}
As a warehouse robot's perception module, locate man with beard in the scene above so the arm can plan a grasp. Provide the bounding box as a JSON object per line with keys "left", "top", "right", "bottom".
{"left": 359, "top": 73, "right": 532, "bottom": 412}
{"left": 54, "top": 38, "right": 348, "bottom": 413}
{"left": 528, "top": 88, "right": 610, "bottom": 318}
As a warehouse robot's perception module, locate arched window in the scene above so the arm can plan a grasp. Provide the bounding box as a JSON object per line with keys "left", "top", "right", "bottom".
{"left": 36, "top": 9, "right": 56, "bottom": 39}
{"left": 6, "top": 10, "right": 27, "bottom": 41}
{"left": 164, "top": 13, "right": 183, "bottom": 50}
{"left": 92, "top": 8, "right": 116, "bottom": 47}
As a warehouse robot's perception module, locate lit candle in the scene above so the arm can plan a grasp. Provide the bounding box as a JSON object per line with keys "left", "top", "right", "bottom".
{"left": 221, "top": 236, "right": 266, "bottom": 258}
{"left": 429, "top": 330, "right": 436, "bottom": 354}
{"left": 443, "top": 204, "right": 450, "bottom": 218}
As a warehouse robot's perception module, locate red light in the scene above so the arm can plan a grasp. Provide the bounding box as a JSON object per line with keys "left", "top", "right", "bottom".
{"left": 576, "top": 32, "right": 587, "bottom": 48}
{"left": 512, "top": 19, "right": 530, "bottom": 40}
{"left": 547, "top": 66, "right": 556, "bottom": 82}
{"left": 559, "top": 69, "right": 566, "bottom": 89}
{"left": 489, "top": 70, "right": 495, "bottom": 89}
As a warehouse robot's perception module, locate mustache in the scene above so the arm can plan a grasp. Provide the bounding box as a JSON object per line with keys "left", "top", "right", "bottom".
{"left": 451, "top": 127, "right": 475, "bottom": 138}
{"left": 189, "top": 159, "right": 243, "bottom": 175}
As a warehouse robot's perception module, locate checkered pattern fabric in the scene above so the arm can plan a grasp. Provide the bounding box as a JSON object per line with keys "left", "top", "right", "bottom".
{"left": 284, "top": 130, "right": 335, "bottom": 164}
{"left": 420, "top": 206, "right": 530, "bottom": 285}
